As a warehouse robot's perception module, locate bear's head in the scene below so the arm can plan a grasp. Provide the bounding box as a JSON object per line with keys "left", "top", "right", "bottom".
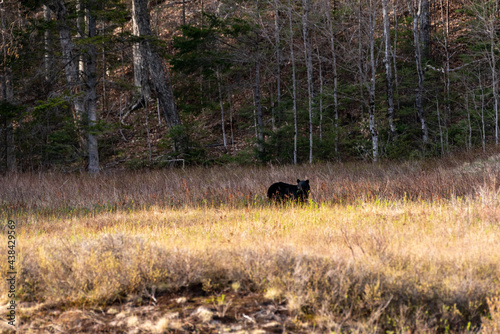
{"left": 296, "top": 179, "right": 310, "bottom": 200}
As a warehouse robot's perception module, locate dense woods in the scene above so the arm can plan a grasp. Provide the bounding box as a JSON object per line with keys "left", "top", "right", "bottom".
{"left": 1, "top": 0, "right": 499, "bottom": 172}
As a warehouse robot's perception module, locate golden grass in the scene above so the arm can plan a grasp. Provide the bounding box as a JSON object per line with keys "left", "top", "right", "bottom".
{"left": 2, "top": 159, "right": 500, "bottom": 332}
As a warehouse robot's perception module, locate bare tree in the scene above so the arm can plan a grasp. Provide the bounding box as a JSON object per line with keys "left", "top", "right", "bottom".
{"left": 302, "top": 0, "right": 314, "bottom": 163}
{"left": 367, "top": 0, "right": 379, "bottom": 161}
{"left": 382, "top": 0, "right": 396, "bottom": 135}
{"left": 436, "top": 0, "right": 450, "bottom": 154}
{"left": 325, "top": 5, "right": 339, "bottom": 156}
{"left": 472, "top": 67, "right": 487, "bottom": 152}
{"left": 316, "top": 41, "right": 323, "bottom": 141}
{"left": 216, "top": 67, "right": 228, "bottom": 151}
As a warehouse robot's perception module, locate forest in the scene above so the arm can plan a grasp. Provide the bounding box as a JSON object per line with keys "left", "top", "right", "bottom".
{"left": 1, "top": 0, "right": 499, "bottom": 172}
{"left": 4, "top": 1, "right": 500, "bottom": 332}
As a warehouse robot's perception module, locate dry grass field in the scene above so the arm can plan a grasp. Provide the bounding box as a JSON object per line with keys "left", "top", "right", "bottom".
{"left": 1, "top": 156, "right": 500, "bottom": 333}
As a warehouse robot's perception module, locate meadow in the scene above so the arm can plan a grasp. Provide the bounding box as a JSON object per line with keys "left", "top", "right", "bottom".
{"left": 1, "top": 155, "right": 500, "bottom": 333}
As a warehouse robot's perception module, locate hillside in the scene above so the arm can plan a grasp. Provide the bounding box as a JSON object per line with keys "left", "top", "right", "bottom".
{"left": 1, "top": 0, "right": 500, "bottom": 171}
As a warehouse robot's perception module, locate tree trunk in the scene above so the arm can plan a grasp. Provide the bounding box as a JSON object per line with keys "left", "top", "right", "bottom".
{"left": 1, "top": 71, "right": 16, "bottom": 172}
{"left": 48, "top": 1, "right": 82, "bottom": 109}
{"left": 419, "top": 0, "right": 431, "bottom": 59}
{"left": 411, "top": 0, "right": 429, "bottom": 145}
{"left": 316, "top": 42, "right": 323, "bottom": 141}
{"left": 326, "top": 8, "right": 339, "bottom": 157}
{"left": 131, "top": 0, "right": 180, "bottom": 129}
{"left": 86, "top": 1, "right": 99, "bottom": 174}
{"left": 391, "top": 0, "right": 400, "bottom": 110}
{"left": 254, "top": 57, "right": 265, "bottom": 154}
{"left": 0, "top": 2, "right": 15, "bottom": 172}
{"left": 436, "top": 98, "right": 444, "bottom": 157}
{"left": 382, "top": 0, "right": 396, "bottom": 135}
{"left": 289, "top": 0, "right": 298, "bottom": 165}
{"left": 358, "top": 0, "right": 367, "bottom": 118}
{"left": 182, "top": 0, "right": 186, "bottom": 25}
{"left": 302, "top": 0, "right": 313, "bottom": 164}
{"left": 228, "top": 93, "right": 235, "bottom": 154}
{"left": 48, "top": 0, "right": 99, "bottom": 173}
{"left": 131, "top": 0, "right": 151, "bottom": 103}
{"left": 466, "top": 92, "right": 471, "bottom": 151}
{"left": 439, "top": 0, "right": 450, "bottom": 153}
{"left": 274, "top": 0, "right": 281, "bottom": 128}
{"left": 216, "top": 67, "right": 228, "bottom": 151}
{"left": 368, "top": 0, "right": 378, "bottom": 162}
{"left": 254, "top": 0, "right": 264, "bottom": 155}
{"left": 474, "top": 75, "right": 486, "bottom": 152}
{"left": 6, "top": 122, "right": 16, "bottom": 172}
{"left": 43, "top": 5, "right": 52, "bottom": 82}
{"left": 491, "top": 15, "right": 499, "bottom": 145}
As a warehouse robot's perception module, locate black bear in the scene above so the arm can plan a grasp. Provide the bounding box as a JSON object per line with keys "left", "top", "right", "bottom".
{"left": 267, "top": 179, "right": 310, "bottom": 203}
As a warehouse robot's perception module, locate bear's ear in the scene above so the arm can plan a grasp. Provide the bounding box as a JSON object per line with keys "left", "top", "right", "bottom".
{"left": 297, "top": 179, "right": 301, "bottom": 183}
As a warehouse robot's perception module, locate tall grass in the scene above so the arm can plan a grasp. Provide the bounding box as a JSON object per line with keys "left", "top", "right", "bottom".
{"left": 2, "top": 158, "right": 500, "bottom": 332}
{"left": 1, "top": 159, "right": 496, "bottom": 216}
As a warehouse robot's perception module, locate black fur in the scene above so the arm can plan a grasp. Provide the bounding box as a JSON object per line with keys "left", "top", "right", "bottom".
{"left": 267, "top": 179, "right": 310, "bottom": 203}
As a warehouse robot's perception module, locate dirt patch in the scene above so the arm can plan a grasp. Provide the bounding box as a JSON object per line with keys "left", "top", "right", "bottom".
{"left": 17, "top": 290, "right": 306, "bottom": 333}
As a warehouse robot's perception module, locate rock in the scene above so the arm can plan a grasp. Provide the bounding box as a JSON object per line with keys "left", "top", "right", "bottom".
{"left": 107, "top": 307, "right": 119, "bottom": 315}
{"left": 174, "top": 297, "right": 187, "bottom": 304}
{"left": 192, "top": 306, "right": 214, "bottom": 322}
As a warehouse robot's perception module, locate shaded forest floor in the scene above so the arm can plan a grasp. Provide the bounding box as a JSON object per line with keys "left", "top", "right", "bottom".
{"left": 2, "top": 153, "right": 500, "bottom": 333}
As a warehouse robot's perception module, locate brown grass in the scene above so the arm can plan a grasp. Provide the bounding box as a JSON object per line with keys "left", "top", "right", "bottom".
{"left": 1, "top": 158, "right": 500, "bottom": 333}
{"left": 0, "top": 158, "right": 495, "bottom": 214}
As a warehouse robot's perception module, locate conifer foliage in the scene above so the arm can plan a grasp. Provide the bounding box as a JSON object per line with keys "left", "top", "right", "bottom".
{"left": 0, "top": 0, "right": 499, "bottom": 171}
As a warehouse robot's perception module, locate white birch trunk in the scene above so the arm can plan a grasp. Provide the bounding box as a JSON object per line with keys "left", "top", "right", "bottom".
{"left": 326, "top": 9, "right": 339, "bottom": 156}
{"left": 491, "top": 20, "right": 499, "bottom": 145}
{"left": 43, "top": 5, "right": 52, "bottom": 82}
{"left": 391, "top": 0, "right": 400, "bottom": 110}
{"left": 411, "top": 0, "right": 429, "bottom": 145}
{"left": 216, "top": 67, "right": 228, "bottom": 151}
{"left": 274, "top": 0, "right": 281, "bottom": 122}
{"left": 439, "top": 0, "right": 450, "bottom": 153}
{"left": 302, "top": 0, "right": 313, "bottom": 164}
{"left": 368, "top": 0, "right": 379, "bottom": 162}
{"left": 86, "top": 2, "right": 99, "bottom": 174}
{"left": 382, "top": 0, "right": 396, "bottom": 134}
{"left": 316, "top": 43, "right": 323, "bottom": 141}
